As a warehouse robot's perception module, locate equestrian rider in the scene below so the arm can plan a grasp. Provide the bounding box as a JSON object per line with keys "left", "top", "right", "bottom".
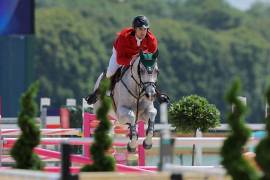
{"left": 85, "top": 15, "right": 158, "bottom": 104}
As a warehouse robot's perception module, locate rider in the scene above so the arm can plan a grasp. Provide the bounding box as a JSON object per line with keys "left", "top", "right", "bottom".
{"left": 85, "top": 15, "right": 158, "bottom": 104}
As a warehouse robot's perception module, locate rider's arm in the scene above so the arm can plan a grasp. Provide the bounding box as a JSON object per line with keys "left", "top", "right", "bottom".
{"left": 114, "top": 35, "right": 130, "bottom": 66}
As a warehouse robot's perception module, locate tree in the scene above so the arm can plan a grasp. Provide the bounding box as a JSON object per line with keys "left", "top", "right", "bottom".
{"left": 81, "top": 79, "right": 115, "bottom": 171}
{"left": 255, "top": 82, "right": 270, "bottom": 180}
{"left": 34, "top": 0, "right": 270, "bottom": 123}
{"left": 11, "top": 82, "right": 44, "bottom": 170}
{"left": 168, "top": 95, "right": 220, "bottom": 165}
{"left": 221, "top": 78, "right": 258, "bottom": 180}
{"left": 35, "top": 8, "right": 108, "bottom": 107}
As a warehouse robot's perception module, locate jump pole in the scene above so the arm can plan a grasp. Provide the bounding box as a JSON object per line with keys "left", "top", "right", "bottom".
{"left": 82, "top": 111, "right": 145, "bottom": 165}
{"left": 138, "top": 121, "right": 145, "bottom": 166}
{"left": 82, "top": 112, "right": 96, "bottom": 157}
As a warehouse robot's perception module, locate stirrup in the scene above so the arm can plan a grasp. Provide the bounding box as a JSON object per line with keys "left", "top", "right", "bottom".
{"left": 85, "top": 91, "right": 98, "bottom": 105}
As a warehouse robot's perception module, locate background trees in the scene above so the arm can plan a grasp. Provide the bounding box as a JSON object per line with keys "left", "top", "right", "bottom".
{"left": 34, "top": 0, "right": 270, "bottom": 122}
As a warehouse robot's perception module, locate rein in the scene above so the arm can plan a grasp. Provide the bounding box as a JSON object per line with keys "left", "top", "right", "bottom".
{"left": 121, "top": 59, "right": 145, "bottom": 99}
{"left": 119, "top": 58, "right": 157, "bottom": 123}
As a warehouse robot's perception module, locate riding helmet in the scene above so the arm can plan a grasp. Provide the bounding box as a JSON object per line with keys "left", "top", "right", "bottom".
{"left": 132, "top": 15, "right": 150, "bottom": 29}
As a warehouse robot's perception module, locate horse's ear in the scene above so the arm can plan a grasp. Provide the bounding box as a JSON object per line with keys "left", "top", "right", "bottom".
{"left": 152, "top": 49, "right": 159, "bottom": 59}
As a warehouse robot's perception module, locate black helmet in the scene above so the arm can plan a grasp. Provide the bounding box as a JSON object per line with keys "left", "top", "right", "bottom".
{"left": 132, "top": 15, "right": 150, "bottom": 29}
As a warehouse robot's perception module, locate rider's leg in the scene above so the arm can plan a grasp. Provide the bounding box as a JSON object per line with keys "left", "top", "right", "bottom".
{"left": 106, "top": 47, "right": 120, "bottom": 78}
{"left": 85, "top": 48, "right": 119, "bottom": 105}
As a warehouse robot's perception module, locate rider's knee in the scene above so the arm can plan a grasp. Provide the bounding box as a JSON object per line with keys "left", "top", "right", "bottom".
{"left": 106, "top": 70, "right": 113, "bottom": 78}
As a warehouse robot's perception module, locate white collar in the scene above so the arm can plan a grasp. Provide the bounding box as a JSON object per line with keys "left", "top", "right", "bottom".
{"left": 136, "top": 37, "right": 142, "bottom": 46}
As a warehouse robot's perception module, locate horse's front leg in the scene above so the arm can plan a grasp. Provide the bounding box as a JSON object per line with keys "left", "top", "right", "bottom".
{"left": 142, "top": 107, "right": 157, "bottom": 150}
{"left": 117, "top": 107, "right": 137, "bottom": 153}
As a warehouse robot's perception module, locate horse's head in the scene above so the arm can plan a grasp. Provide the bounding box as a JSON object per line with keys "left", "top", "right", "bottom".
{"left": 132, "top": 50, "right": 159, "bottom": 101}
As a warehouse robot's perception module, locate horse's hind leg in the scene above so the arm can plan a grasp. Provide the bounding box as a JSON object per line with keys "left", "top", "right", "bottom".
{"left": 117, "top": 107, "right": 138, "bottom": 153}
{"left": 143, "top": 108, "right": 157, "bottom": 150}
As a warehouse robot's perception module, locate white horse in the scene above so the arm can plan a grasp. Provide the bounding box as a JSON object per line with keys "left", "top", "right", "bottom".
{"left": 93, "top": 51, "right": 159, "bottom": 152}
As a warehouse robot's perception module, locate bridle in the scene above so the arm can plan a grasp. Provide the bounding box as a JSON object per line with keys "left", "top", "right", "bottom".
{"left": 119, "top": 57, "right": 158, "bottom": 123}
{"left": 120, "top": 57, "right": 158, "bottom": 100}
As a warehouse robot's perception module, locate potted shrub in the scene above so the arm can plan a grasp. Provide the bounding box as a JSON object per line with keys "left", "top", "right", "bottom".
{"left": 169, "top": 94, "right": 220, "bottom": 165}
{"left": 11, "top": 81, "right": 44, "bottom": 170}
{"left": 81, "top": 78, "right": 115, "bottom": 171}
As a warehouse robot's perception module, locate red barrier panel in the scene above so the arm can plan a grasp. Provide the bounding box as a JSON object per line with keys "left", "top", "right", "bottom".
{"left": 60, "top": 108, "right": 70, "bottom": 128}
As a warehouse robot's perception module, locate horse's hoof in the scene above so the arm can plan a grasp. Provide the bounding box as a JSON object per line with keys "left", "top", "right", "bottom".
{"left": 143, "top": 140, "right": 152, "bottom": 150}
{"left": 127, "top": 144, "right": 136, "bottom": 153}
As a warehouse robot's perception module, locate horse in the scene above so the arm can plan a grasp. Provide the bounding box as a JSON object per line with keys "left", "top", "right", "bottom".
{"left": 93, "top": 50, "right": 159, "bottom": 152}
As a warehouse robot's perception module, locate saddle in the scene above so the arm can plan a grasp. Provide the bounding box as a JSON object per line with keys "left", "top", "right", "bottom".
{"left": 110, "top": 66, "right": 129, "bottom": 92}
{"left": 85, "top": 66, "right": 129, "bottom": 105}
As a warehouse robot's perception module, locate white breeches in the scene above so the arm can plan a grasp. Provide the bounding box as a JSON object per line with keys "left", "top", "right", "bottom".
{"left": 106, "top": 47, "right": 120, "bottom": 78}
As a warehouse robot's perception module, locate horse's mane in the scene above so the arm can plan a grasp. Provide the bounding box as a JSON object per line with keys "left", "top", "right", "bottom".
{"left": 129, "top": 54, "right": 140, "bottom": 66}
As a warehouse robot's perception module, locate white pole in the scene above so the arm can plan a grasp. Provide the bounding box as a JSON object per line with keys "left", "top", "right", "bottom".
{"left": 40, "top": 97, "right": 51, "bottom": 129}
{"left": 82, "top": 98, "right": 93, "bottom": 120}
{"left": 66, "top": 98, "right": 76, "bottom": 107}
{"left": 195, "top": 129, "right": 202, "bottom": 166}
{"left": 160, "top": 103, "right": 170, "bottom": 138}
{"left": 159, "top": 103, "right": 174, "bottom": 171}
{"left": 265, "top": 102, "right": 269, "bottom": 118}
{"left": 40, "top": 98, "right": 50, "bottom": 150}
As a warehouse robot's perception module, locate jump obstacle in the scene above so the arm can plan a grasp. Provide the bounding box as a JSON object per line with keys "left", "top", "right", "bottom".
{"left": 0, "top": 96, "right": 267, "bottom": 179}
{"left": 0, "top": 97, "right": 159, "bottom": 173}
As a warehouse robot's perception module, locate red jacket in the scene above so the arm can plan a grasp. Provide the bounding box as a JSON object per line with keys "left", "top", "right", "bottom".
{"left": 113, "top": 27, "right": 158, "bottom": 66}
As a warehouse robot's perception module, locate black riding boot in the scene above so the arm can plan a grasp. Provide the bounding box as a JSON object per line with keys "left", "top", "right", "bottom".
{"left": 85, "top": 89, "right": 99, "bottom": 105}
{"left": 85, "top": 73, "right": 109, "bottom": 105}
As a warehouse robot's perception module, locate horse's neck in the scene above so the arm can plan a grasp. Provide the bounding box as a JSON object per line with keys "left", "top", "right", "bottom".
{"left": 123, "top": 68, "right": 138, "bottom": 90}
{"left": 121, "top": 59, "right": 140, "bottom": 95}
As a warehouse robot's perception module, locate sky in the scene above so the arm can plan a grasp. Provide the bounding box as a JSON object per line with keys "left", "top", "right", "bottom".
{"left": 226, "top": 0, "right": 270, "bottom": 10}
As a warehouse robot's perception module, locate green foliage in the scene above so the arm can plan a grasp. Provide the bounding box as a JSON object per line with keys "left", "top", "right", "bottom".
{"left": 182, "top": 0, "right": 245, "bottom": 30}
{"left": 11, "top": 82, "right": 44, "bottom": 170}
{"left": 35, "top": 8, "right": 108, "bottom": 108}
{"left": 81, "top": 79, "right": 115, "bottom": 172}
{"left": 255, "top": 82, "right": 270, "bottom": 180}
{"left": 34, "top": 0, "right": 270, "bottom": 123}
{"left": 168, "top": 95, "right": 220, "bottom": 133}
{"left": 64, "top": 105, "right": 92, "bottom": 129}
{"left": 221, "top": 79, "right": 259, "bottom": 180}
{"left": 64, "top": 106, "right": 83, "bottom": 129}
